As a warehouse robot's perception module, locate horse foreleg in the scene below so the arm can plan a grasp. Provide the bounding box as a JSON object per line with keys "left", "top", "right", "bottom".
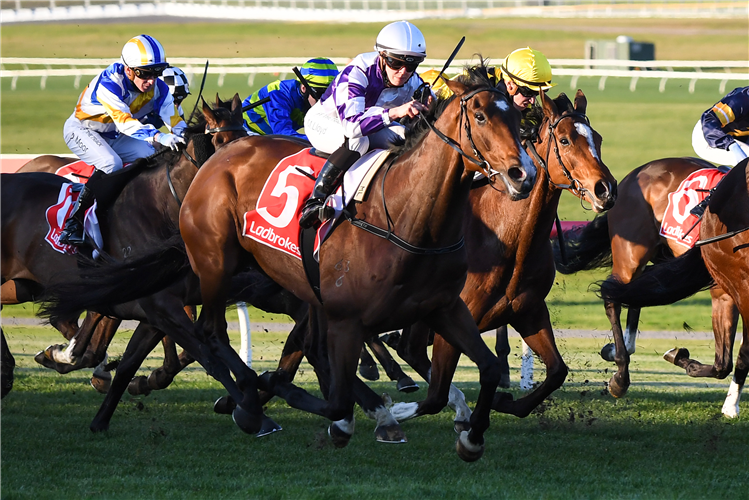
{"left": 1, "top": 329, "right": 15, "bottom": 398}
{"left": 494, "top": 325, "right": 511, "bottom": 388}
{"left": 358, "top": 345, "right": 380, "bottom": 381}
{"left": 723, "top": 320, "right": 749, "bottom": 418}
{"left": 494, "top": 308, "right": 568, "bottom": 418}
{"left": 604, "top": 300, "right": 630, "bottom": 398}
{"left": 365, "top": 336, "right": 418, "bottom": 393}
{"left": 90, "top": 322, "right": 164, "bottom": 432}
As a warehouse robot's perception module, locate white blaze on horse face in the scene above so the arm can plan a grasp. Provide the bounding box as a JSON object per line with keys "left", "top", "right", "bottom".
{"left": 574, "top": 122, "right": 600, "bottom": 161}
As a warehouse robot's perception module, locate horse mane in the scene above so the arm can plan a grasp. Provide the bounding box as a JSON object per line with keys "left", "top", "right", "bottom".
{"left": 391, "top": 59, "right": 497, "bottom": 155}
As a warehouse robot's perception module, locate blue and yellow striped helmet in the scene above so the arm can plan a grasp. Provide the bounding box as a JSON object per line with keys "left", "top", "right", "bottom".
{"left": 121, "top": 35, "right": 168, "bottom": 72}
{"left": 299, "top": 57, "right": 338, "bottom": 93}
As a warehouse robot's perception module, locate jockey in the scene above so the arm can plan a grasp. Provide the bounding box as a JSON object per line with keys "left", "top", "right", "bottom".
{"left": 243, "top": 57, "right": 338, "bottom": 140}
{"left": 692, "top": 86, "right": 749, "bottom": 166}
{"left": 141, "top": 66, "right": 191, "bottom": 128}
{"left": 299, "top": 20, "right": 432, "bottom": 228}
{"left": 59, "top": 34, "right": 186, "bottom": 246}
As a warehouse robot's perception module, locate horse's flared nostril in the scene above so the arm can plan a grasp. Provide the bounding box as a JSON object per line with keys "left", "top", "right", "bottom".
{"left": 508, "top": 166, "right": 527, "bottom": 182}
{"left": 595, "top": 180, "right": 617, "bottom": 209}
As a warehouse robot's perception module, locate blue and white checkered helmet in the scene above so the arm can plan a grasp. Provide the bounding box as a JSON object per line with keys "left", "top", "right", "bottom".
{"left": 160, "top": 66, "right": 190, "bottom": 104}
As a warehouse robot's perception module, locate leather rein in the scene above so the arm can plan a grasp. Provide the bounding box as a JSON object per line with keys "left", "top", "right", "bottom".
{"left": 342, "top": 86, "right": 506, "bottom": 255}
{"left": 167, "top": 122, "right": 246, "bottom": 207}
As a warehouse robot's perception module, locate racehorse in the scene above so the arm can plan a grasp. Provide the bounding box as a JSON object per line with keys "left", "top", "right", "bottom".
{"left": 599, "top": 158, "right": 749, "bottom": 417}
{"left": 178, "top": 67, "right": 536, "bottom": 461}
{"left": 380, "top": 89, "right": 617, "bottom": 428}
{"left": 1, "top": 95, "right": 247, "bottom": 408}
{"left": 554, "top": 157, "right": 738, "bottom": 398}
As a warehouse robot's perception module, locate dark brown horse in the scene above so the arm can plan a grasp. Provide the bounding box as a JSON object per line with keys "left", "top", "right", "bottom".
{"left": 179, "top": 68, "right": 536, "bottom": 461}
{"left": 2, "top": 95, "right": 247, "bottom": 409}
{"left": 555, "top": 157, "right": 738, "bottom": 398}
{"left": 600, "top": 158, "right": 749, "bottom": 416}
{"left": 379, "top": 90, "right": 617, "bottom": 427}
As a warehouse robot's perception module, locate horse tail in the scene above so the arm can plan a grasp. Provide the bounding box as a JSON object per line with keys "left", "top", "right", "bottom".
{"left": 598, "top": 246, "right": 714, "bottom": 308}
{"left": 39, "top": 234, "right": 190, "bottom": 325}
{"left": 553, "top": 214, "right": 613, "bottom": 274}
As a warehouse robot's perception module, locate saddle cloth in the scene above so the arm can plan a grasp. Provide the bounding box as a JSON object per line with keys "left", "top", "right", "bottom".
{"left": 45, "top": 183, "right": 103, "bottom": 256}
{"left": 659, "top": 167, "right": 728, "bottom": 249}
{"left": 242, "top": 147, "right": 391, "bottom": 261}
{"left": 54, "top": 160, "right": 95, "bottom": 183}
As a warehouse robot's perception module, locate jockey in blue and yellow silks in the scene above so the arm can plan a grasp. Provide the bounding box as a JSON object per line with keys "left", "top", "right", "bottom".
{"left": 692, "top": 86, "right": 749, "bottom": 166}
{"left": 59, "top": 34, "right": 186, "bottom": 246}
{"left": 242, "top": 57, "right": 338, "bottom": 140}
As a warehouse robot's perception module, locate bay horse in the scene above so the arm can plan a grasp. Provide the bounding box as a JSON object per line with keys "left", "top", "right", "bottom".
{"left": 2, "top": 95, "right": 248, "bottom": 411}
{"left": 381, "top": 89, "right": 616, "bottom": 428}
{"left": 599, "top": 157, "right": 749, "bottom": 417}
{"left": 179, "top": 67, "right": 536, "bottom": 461}
{"left": 555, "top": 157, "right": 738, "bottom": 398}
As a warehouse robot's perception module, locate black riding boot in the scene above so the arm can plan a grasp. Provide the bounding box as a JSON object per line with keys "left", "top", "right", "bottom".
{"left": 299, "top": 146, "right": 361, "bottom": 229}
{"left": 58, "top": 170, "right": 103, "bottom": 246}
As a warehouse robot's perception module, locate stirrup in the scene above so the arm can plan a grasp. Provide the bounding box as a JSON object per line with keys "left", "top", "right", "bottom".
{"left": 58, "top": 221, "right": 85, "bottom": 246}
{"left": 299, "top": 198, "right": 324, "bottom": 229}
{"left": 689, "top": 201, "right": 707, "bottom": 218}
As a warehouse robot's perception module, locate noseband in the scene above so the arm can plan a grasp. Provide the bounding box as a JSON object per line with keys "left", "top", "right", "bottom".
{"left": 525, "top": 111, "right": 595, "bottom": 208}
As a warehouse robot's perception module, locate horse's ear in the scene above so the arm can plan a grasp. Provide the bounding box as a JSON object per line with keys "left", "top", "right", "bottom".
{"left": 215, "top": 93, "right": 222, "bottom": 108}
{"left": 445, "top": 78, "right": 469, "bottom": 97}
{"left": 202, "top": 98, "right": 218, "bottom": 129}
{"left": 540, "top": 89, "right": 559, "bottom": 121}
{"left": 574, "top": 89, "right": 587, "bottom": 115}
{"left": 231, "top": 93, "right": 242, "bottom": 116}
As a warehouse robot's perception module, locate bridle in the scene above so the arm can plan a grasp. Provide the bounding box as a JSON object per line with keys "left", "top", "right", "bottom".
{"left": 343, "top": 86, "right": 508, "bottom": 255}
{"left": 525, "top": 110, "right": 595, "bottom": 209}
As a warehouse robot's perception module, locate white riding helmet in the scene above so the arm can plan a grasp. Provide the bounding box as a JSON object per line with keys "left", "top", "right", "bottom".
{"left": 160, "top": 66, "right": 191, "bottom": 104}
{"left": 121, "top": 34, "right": 168, "bottom": 71}
{"left": 374, "top": 21, "right": 427, "bottom": 60}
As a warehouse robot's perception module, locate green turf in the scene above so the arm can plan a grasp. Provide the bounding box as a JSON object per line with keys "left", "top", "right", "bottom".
{"left": 2, "top": 324, "right": 748, "bottom": 499}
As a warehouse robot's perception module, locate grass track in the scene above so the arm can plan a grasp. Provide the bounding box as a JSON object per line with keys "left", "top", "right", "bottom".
{"left": 2, "top": 325, "right": 748, "bottom": 499}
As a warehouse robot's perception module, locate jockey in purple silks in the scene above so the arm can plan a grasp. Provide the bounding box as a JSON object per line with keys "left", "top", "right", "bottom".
{"left": 299, "top": 20, "right": 433, "bottom": 228}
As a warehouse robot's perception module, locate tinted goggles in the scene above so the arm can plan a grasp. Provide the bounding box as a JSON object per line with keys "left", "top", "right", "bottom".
{"left": 131, "top": 66, "right": 166, "bottom": 80}
{"left": 516, "top": 85, "right": 540, "bottom": 98}
{"left": 382, "top": 54, "right": 422, "bottom": 73}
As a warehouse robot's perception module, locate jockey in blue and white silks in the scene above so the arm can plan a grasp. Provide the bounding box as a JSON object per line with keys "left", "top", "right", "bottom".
{"left": 300, "top": 20, "right": 432, "bottom": 228}
{"left": 692, "top": 86, "right": 749, "bottom": 166}
{"left": 60, "top": 34, "right": 186, "bottom": 246}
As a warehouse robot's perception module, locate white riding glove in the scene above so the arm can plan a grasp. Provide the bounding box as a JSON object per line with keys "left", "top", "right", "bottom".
{"left": 156, "top": 133, "right": 185, "bottom": 151}
{"left": 728, "top": 142, "right": 748, "bottom": 165}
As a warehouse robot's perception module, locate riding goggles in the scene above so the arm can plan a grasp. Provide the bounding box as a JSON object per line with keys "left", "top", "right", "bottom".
{"left": 382, "top": 54, "right": 423, "bottom": 73}
{"left": 131, "top": 65, "right": 167, "bottom": 80}
{"left": 516, "top": 85, "right": 539, "bottom": 98}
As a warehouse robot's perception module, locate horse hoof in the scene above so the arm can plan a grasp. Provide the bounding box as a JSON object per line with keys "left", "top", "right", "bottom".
{"left": 213, "top": 395, "right": 236, "bottom": 415}
{"left": 358, "top": 363, "right": 380, "bottom": 381}
{"left": 454, "top": 420, "right": 471, "bottom": 434}
{"left": 663, "top": 347, "right": 690, "bottom": 365}
{"left": 607, "top": 374, "right": 629, "bottom": 399}
{"left": 374, "top": 423, "right": 407, "bottom": 444}
{"left": 600, "top": 343, "right": 616, "bottom": 362}
{"left": 328, "top": 422, "right": 353, "bottom": 448}
{"left": 127, "top": 375, "right": 151, "bottom": 396}
{"left": 147, "top": 369, "right": 174, "bottom": 391}
{"left": 89, "top": 420, "right": 109, "bottom": 433}
{"left": 498, "top": 372, "right": 511, "bottom": 389}
{"left": 232, "top": 405, "right": 263, "bottom": 434}
{"left": 91, "top": 373, "right": 111, "bottom": 394}
{"left": 256, "top": 415, "right": 282, "bottom": 438}
{"left": 455, "top": 431, "right": 484, "bottom": 462}
{"left": 396, "top": 377, "right": 419, "bottom": 393}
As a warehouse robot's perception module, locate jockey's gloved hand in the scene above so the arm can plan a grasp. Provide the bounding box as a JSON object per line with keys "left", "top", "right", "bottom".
{"left": 157, "top": 133, "right": 185, "bottom": 151}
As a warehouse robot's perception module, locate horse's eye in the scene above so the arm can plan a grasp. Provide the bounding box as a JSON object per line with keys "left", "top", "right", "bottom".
{"left": 560, "top": 137, "right": 570, "bottom": 146}
{"left": 474, "top": 112, "right": 486, "bottom": 124}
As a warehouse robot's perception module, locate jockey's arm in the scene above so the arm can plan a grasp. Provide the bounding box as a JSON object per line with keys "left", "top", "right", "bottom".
{"left": 266, "top": 84, "right": 307, "bottom": 140}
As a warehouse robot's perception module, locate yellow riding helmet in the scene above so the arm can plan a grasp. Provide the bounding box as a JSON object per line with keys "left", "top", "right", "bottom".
{"left": 419, "top": 69, "right": 452, "bottom": 99}
{"left": 500, "top": 47, "right": 555, "bottom": 91}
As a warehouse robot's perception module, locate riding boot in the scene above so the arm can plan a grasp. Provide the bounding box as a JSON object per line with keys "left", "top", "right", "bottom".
{"left": 689, "top": 191, "right": 713, "bottom": 218}
{"left": 58, "top": 170, "right": 103, "bottom": 246}
{"left": 299, "top": 146, "right": 361, "bottom": 229}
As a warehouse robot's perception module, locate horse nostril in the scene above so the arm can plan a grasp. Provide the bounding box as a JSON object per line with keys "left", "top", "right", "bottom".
{"left": 508, "top": 166, "right": 527, "bottom": 182}
{"left": 594, "top": 180, "right": 611, "bottom": 200}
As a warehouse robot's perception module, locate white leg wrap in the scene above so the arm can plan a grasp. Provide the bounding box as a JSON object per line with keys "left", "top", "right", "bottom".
{"left": 332, "top": 415, "right": 355, "bottom": 435}
{"left": 447, "top": 383, "right": 471, "bottom": 423}
{"left": 92, "top": 353, "right": 109, "bottom": 378}
{"left": 623, "top": 326, "right": 637, "bottom": 354}
{"left": 50, "top": 340, "right": 76, "bottom": 364}
{"left": 520, "top": 340, "right": 534, "bottom": 391}
{"left": 722, "top": 377, "right": 743, "bottom": 418}
{"left": 364, "top": 405, "right": 398, "bottom": 428}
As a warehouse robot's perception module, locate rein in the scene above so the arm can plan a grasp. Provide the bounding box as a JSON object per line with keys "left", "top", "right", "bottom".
{"left": 341, "top": 87, "right": 506, "bottom": 255}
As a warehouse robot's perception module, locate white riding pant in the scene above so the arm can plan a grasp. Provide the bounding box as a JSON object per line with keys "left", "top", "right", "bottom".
{"left": 692, "top": 121, "right": 749, "bottom": 167}
{"left": 304, "top": 102, "right": 406, "bottom": 155}
{"left": 64, "top": 113, "right": 155, "bottom": 174}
